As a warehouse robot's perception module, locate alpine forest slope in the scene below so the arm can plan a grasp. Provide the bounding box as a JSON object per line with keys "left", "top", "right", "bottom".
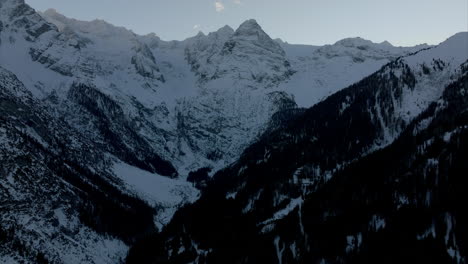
{"left": 126, "top": 33, "right": 468, "bottom": 263}
{"left": 0, "top": 66, "right": 156, "bottom": 263}
{"left": 0, "top": 0, "right": 466, "bottom": 263}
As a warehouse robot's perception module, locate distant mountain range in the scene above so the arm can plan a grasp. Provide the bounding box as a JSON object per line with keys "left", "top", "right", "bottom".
{"left": 1, "top": 0, "right": 467, "bottom": 263}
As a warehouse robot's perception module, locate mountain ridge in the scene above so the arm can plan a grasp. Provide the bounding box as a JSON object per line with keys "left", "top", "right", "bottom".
{"left": 128, "top": 34, "right": 468, "bottom": 263}
{"left": 2, "top": 1, "right": 466, "bottom": 262}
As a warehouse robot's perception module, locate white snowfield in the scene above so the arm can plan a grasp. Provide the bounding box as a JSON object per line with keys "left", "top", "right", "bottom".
{"left": 112, "top": 160, "right": 199, "bottom": 229}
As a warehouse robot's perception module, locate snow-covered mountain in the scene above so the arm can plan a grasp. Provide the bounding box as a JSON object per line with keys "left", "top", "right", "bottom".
{"left": 276, "top": 36, "right": 430, "bottom": 107}
{"left": 1, "top": 0, "right": 463, "bottom": 262}
{"left": 1, "top": 0, "right": 427, "bottom": 175}
{"left": 128, "top": 33, "right": 468, "bottom": 263}
{"left": 0, "top": 65, "right": 149, "bottom": 263}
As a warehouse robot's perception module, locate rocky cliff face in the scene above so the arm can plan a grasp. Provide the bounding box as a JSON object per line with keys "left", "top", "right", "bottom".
{"left": 186, "top": 19, "right": 294, "bottom": 86}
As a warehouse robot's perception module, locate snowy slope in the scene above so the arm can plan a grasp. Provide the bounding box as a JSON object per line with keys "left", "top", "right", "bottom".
{"left": 2, "top": 0, "right": 454, "bottom": 262}
{"left": 112, "top": 160, "right": 199, "bottom": 229}
{"left": 1, "top": 0, "right": 430, "bottom": 175}
{"left": 0, "top": 66, "right": 129, "bottom": 263}
{"left": 369, "top": 32, "right": 467, "bottom": 147}
{"left": 141, "top": 33, "right": 468, "bottom": 264}
{"left": 277, "top": 37, "right": 431, "bottom": 107}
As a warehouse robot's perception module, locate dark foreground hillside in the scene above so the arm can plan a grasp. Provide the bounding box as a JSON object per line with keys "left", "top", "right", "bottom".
{"left": 127, "top": 64, "right": 468, "bottom": 263}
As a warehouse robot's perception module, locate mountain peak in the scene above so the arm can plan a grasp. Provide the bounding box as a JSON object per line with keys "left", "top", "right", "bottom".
{"left": 43, "top": 8, "right": 60, "bottom": 16}
{"left": 442, "top": 31, "right": 468, "bottom": 45}
{"left": 217, "top": 25, "right": 234, "bottom": 34}
{"left": 41, "top": 8, "right": 67, "bottom": 22}
{"left": 380, "top": 40, "right": 394, "bottom": 47}
{"left": 195, "top": 31, "right": 206, "bottom": 37}
{"left": 274, "top": 38, "right": 286, "bottom": 44}
{"left": 235, "top": 19, "right": 263, "bottom": 35}
{"left": 145, "top": 32, "right": 158, "bottom": 38}
{"left": 225, "top": 18, "right": 286, "bottom": 57}
{"left": 416, "top": 31, "right": 468, "bottom": 64}
{"left": 334, "top": 37, "right": 375, "bottom": 47}
{"left": 232, "top": 18, "right": 279, "bottom": 48}
{"left": 209, "top": 25, "right": 234, "bottom": 39}
{"left": 239, "top": 19, "right": 260, "bottom": 28}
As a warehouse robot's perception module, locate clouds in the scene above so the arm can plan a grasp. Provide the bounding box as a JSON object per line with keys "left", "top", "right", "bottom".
{"left": 214, "top": 1, "right": 225, "bottom": 12}
{"left": 214, "top": 1, "right": 243, "bottom": 12}
{"left": 193, "top": 24, "right": 201, "bottom": 30}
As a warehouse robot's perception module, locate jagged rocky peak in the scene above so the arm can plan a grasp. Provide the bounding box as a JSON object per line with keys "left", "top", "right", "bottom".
{"left": 380, "top": 40, "right": 394, "bottom": 47}
{"left": 194, "top": 30, "right": 205, "bottom": 37}
{"left": 37, "top": 8, "right": 166, "bottom": 80}
{"left": 221, "top": 18, "right": 289, "bottom": 59}
{"left": 140, "top": 32, "right": 161, "bottom": 48}
{"left": 235, "top": 19, "right": 264, "bottom": 37}
{"left": 205, "top": 25, "right": 234, "bottom": 44}
{"left": 187, "top": 25, "right": 233, "bottom": 46}
{"left": 40, "top": 8, "right": 69, "bottom": 31}
{"left": 214, "top": 24, "right": 234, "bottom": 37}
{"left": 183, "top": 18, "right": 293, "bottom": 85}
{"left": 230, "top": 18, "right": 285, "bottom": 55}
{"left": 0, "top": 0, "right": 56, "bottom": 40}
{"left": 0, "top": 0, "right": 41, "bottom": 23}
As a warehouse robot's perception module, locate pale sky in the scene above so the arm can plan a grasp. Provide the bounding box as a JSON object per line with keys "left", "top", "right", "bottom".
{"left": 25, "top": 0, "right": 468, "bottom": 46}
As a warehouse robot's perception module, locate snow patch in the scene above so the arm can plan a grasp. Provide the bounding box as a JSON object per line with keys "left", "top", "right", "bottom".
{"left": 226, "top": 191, "right": 237, "bottom": 200}
{"left": 112, "top": 160, "right": 199, "bottom": 228}
{"left": 368, "top": 215, "right": 386, "bottom": 232}
{"left": 260, "top": 197, "right": 303, "bottom": 228}
{"left": 242, "top": 189, "right": 263, "bottom": 214}
{"left": 274, "top": 236, "right": 285, "bottom": 264}
{"left": 417, "top": 223, "right": 436, "bottom": 240}
{"left": 346, "top": 233, "right": 363, "bottom": 253}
